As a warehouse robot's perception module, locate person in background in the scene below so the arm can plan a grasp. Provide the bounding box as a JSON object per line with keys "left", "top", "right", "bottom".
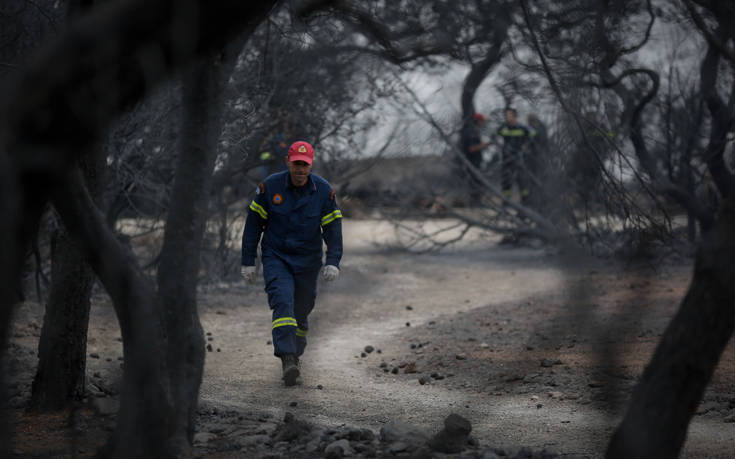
{"left": 496, "top": 107, "right": 532, "bottom": 205}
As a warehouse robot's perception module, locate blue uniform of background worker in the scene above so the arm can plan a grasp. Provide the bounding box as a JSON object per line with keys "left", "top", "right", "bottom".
{"left": 241, "top": 140, "right": 343, "bottom": 386}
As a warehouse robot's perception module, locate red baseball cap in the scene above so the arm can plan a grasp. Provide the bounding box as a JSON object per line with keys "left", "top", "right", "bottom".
{"left": 288, "top": 141, "right": 314, "bottom": 164}
{"left": 472, "top": 112, "right": 486, "bottom": 121}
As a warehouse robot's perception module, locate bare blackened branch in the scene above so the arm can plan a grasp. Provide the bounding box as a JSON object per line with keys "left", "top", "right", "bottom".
{"left": 683, "top": 0, "right": 735, "bottom": 65}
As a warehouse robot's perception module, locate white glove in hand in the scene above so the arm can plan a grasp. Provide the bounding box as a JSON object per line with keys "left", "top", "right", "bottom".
{"left": 241, "top": 265, "right": 257, "bottom": 284}
{"left": 321, "top": 265, "right": 340, "bottom": 282}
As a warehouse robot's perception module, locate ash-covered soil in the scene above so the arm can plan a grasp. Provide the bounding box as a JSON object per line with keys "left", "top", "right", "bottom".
{"left": 6, "top": 219, "right": 735, "bottom": 458}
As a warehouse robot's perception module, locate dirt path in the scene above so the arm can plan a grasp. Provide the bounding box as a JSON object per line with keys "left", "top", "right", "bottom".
{"left": 8, "top": 219, "right": 735, "bottom": 457}
{"left": 195, "top": 219, "right": 735, "bottom": 458}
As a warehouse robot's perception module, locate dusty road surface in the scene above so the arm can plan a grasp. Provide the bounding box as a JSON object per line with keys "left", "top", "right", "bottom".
{"left": 7, "top": 219, "right": 735, "bottom": 457}
{"left": 194, "top": 219, "right": 735, "bottom": 458}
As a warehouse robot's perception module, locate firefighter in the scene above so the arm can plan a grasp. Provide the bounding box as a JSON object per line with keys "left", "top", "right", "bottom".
{"left": 241, "top": 141, "right": 343, "bottom": 386}
{"left": 496, "top": 107, "right": 533, "bottom": 204}
{"left": 460, "top": 112, "right": 490, "bottom": 200}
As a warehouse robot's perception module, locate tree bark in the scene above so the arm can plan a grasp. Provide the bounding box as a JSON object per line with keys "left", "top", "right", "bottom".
{"left": 29, "top": 0, "right": 106, "bottom": 414}
{"left": 51, "top": 169, "right": 172, "bottom": 458}
{"left": 30, "top": 147, "right": 106, "bottom": 413}
{"left": 30, "top": 223, "right": 96, "bottom": 411}
{"left": 606, "top": 196, "right": 735, "bottom": 458}
{"left": 157, "top": 51, "right": 234, "bottom": 451}
{"left": 459, "top": 16, "right": 510, "bottom": 122}
{"left": 700, "top": 42, "right": 735, "bottom": 199}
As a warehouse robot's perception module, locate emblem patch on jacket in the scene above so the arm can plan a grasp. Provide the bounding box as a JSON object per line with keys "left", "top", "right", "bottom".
{"left": 273, "top": 193, "right": 283, "bottom": 205}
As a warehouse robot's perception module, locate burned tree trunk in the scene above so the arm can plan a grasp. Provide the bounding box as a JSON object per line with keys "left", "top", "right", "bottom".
{"left": 30, "top": 0, "right": 108, "bottom": 414}
{"left": 606, "top": 196, "right": 735, "bottom": 458}
{"left": 157, "top": 52, "right": 233, "bottom": 452}
{"left": 31, "top": 150, "right": 105, "bottom": 411}
{"left": 52, "top": 169, "right": 172, "bottom": 458}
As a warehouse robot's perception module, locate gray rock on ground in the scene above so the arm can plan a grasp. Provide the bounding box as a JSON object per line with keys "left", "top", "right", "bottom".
{"left": 380, "top": 421, "right": 430, "bottom": 453}
{"left": 324, "top": 438, "right": 352, "bottom": 458}
{"left": 428, "top": 413, "right": 473, "bottom": 453}
{"left": 270, "top": 411, "right": 312, "bottom": 443}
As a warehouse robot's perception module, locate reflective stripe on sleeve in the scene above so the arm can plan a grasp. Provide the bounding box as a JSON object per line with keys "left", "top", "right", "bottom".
{"left": 499, "top": 128, "right": 528, "bottom": 137}
{"left": 321, "top": 210, "right": 343, "bottom": 226}
{"left": 296, "top": 328, "right": 308, "bottom": 338}
{"left": 272, "top": 317, "right": 298, "bottom": 329}
{"left": 249, "top": 200, "right": 268, "bottom": 219}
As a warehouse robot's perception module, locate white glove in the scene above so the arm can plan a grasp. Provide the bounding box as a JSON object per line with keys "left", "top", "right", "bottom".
{"left": 241, "top": 265, "right": 257, "bottom": 284}
{"left": 321, "top": 265, "right": 340, "bottom": 282}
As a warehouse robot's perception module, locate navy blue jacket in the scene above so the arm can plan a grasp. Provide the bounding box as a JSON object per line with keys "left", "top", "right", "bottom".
{"left": 241, "top": 171, "right": 343, "bottom": 272}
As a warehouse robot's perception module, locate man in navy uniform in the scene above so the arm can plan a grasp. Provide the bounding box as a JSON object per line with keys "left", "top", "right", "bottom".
{"left": 241, "top": 141, "right": 343, "bottom": 386}
{"left": 496, "top": 107, "right": 533, "bottom": 204}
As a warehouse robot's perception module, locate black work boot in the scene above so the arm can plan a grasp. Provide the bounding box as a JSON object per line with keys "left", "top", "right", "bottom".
{"left": 281, "top": 354, "right": 300, "bottom": 387}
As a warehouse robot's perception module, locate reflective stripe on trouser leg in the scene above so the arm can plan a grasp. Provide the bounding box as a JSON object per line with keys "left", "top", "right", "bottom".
{"left": 295, "top": 327, "right": 308, "bottom": 357}
{"left": 293, "top": 267, "right": 319, "bottom": 357}
{"left": 263, "top": 255, "right": 297, "bottom": 356}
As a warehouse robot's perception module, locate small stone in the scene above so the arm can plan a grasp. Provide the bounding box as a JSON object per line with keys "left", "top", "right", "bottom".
{"left": 537, "top": 403, "right": 543, "bottom": 409}
{"left": 206, "top": 344, "right": 213, "bottom": 352}
{"left": 364, "top": 345, "right": 375, "bottom": 353}
{"left": 389, "top": 441, "right": 409, "bottom": 453}
{"left": 361, "top": 352, "right": 367, "bottom": 358}
{"left": 207, "top": 337, "right": 214, "bottom": 341}
{"left": 317, "top": 385, "right": 324, "bottom": 390}
{"left": 406, "top": 305, "right": 413, "bottom": 310}
{"left": 419, "top": 376, "right": 431, "bottom": 385}
{"left": 267, "top": 340, "right": 272, "bottom": 345}
{"left": 456, "top": 354, "right": 467, "bottom": 360}
{"left": 217, "top": 348, "right": 221, "bottom": 352}
{"left": 289, "top": 401, "right": 297, "bottom": 407}
{"left": 324, "top": 439, "right": 352, "bottom": 458}
{"left": 428, "top": 414, "right": 472, "bottom": 453}
{"left": 391, "top": 367, "right": 399, "bottom": 374}
{"left": 540, "top": 358, "right": 554, "bottom": 368}
{"left": 724, "top": 412, "right": 735, "bottom": 423}
{"left": 406, "top": 322, "right": 411, "bottom": 327}
{"left": 206, "top": 332, "right": 212, "bottom": 336}
{"left": 379, "top": 362, "right": 388, "bottom": 368}
{"left": 346, "top": 428, "right": 362, "bottom": 441}
{"left": 105, "top": 357, "right": 112, "bottom": 362}
{"left": 93, "top": 372, "right": 101, "bottom": 378}
{"left": 377, "top": 349, "right": 382, "bottom": 353}
{"left": 479, "top": 343, "right": 489, "bottom": 348}
{"left": 360, "top": 429, "right": 375, "bottom": 441}
{"left": 404, "top": 362, "right": 417, "bottom": 374}
{"left": 90, "top": 353, "right": 100, "bottom": 359}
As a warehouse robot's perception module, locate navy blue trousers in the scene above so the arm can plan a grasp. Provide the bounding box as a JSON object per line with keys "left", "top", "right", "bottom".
{"left": 263, "top": 255, "right": 319, "bottom": 357}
